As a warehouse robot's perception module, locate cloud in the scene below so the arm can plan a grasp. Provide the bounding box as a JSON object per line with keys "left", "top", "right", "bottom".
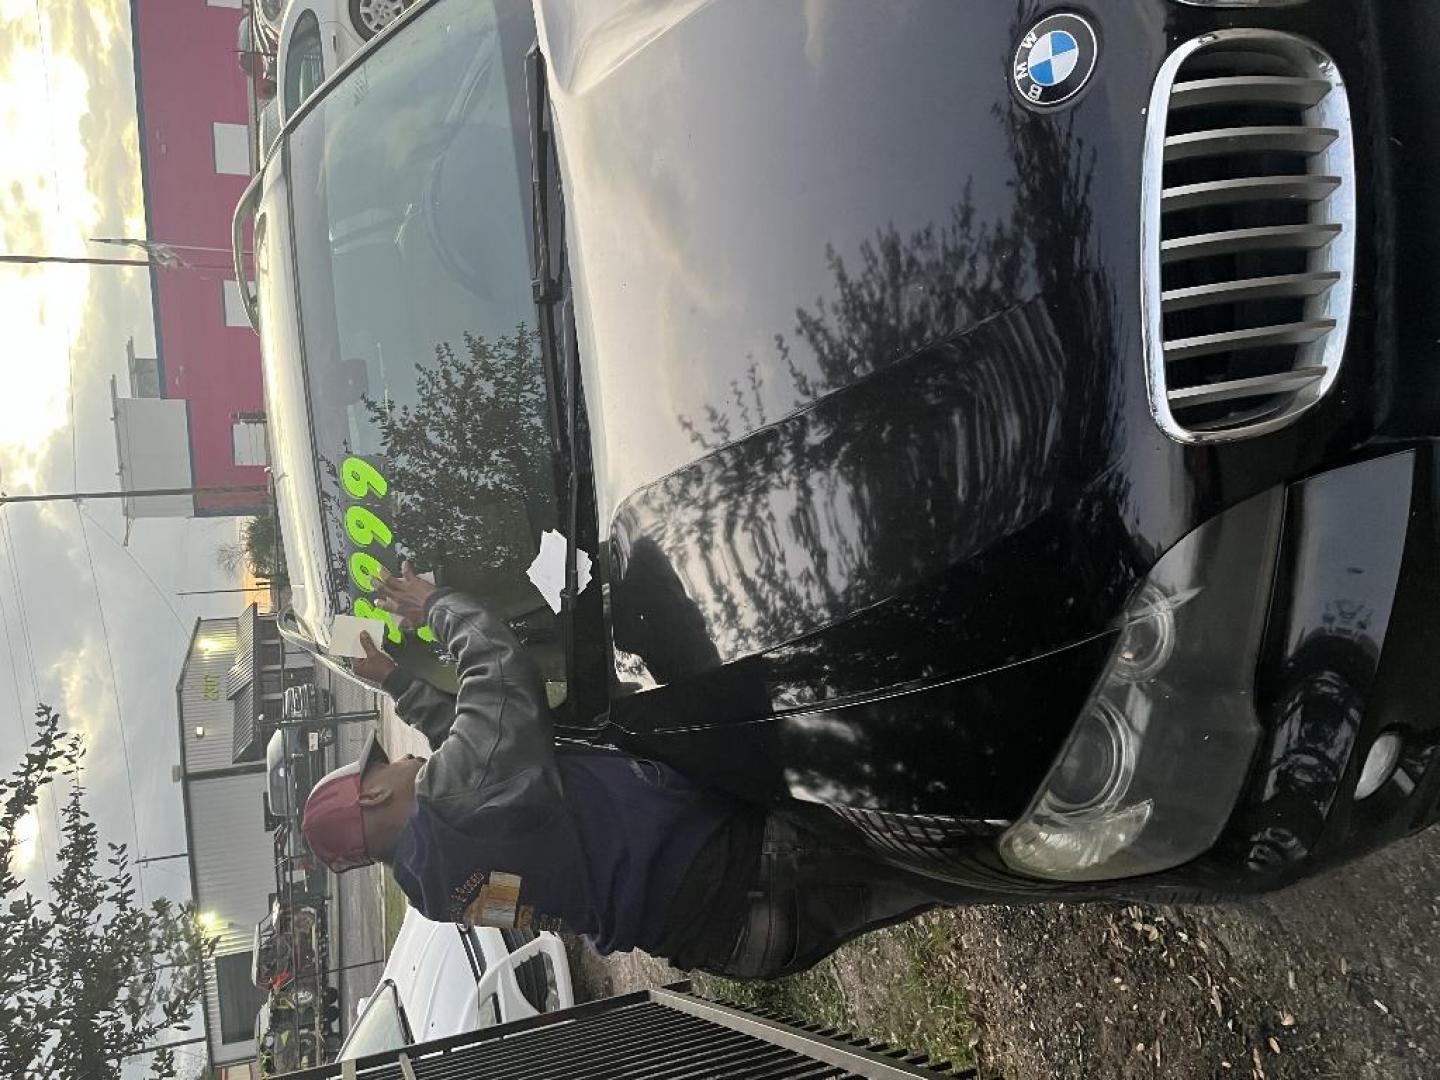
{"left": 0, "top": 0, "right": 145, "bottom": 487}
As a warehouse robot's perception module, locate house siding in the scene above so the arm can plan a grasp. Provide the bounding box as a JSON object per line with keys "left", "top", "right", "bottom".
{"left": 190, "top": 770, "right": 273, "bottom": 1064}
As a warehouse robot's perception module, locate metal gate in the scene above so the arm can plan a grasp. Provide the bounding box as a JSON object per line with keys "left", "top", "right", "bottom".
{"left": 283, "top": 985, "right": 979, "bottom": 1080}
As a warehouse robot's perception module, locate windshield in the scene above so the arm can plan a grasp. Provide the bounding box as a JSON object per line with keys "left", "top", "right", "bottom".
{"left": 340, "top": 981, "right": 410, "bottom": 1060}
{"left": 283, "top": 0, "right": 565, "bottom": 697}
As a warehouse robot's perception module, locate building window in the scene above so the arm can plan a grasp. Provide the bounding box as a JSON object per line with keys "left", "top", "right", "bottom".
{"left": 212, "top": 122, "right": 252, "bottom": 175}
{"left": 232, "top": 420, "right": 269, "bottom": 467}
{"left": 222, "top": 279, "right": 253, "bottom": 328}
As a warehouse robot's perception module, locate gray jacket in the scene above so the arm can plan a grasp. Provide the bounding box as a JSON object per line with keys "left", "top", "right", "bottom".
{"left": 386, "top": 589, "right": 563, "bottom": 833}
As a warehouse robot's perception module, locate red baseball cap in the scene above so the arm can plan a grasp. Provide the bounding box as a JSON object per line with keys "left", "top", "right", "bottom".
{"left": 301, "top": 732, "right": 389, "bottom": 873}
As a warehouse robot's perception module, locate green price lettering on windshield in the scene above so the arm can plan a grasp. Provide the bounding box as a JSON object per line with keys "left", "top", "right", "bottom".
{"left": 346, "top": 504, "right": 393, "bottom": 548}
{"left": 353, "top": 598, "right": 403, "bottom": 644}
{"left": 349, "top": 551, "right": 385, "bottom": 592}
{"left": 341, "top": 454, "right": 438, "bottom": 647}
{"left": 342, "top": 456, "right": 389, "bottom": 500}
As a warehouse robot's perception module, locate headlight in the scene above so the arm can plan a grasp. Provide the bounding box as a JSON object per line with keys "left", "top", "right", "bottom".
{"left": 1174, "top": 1, "right": 1305, "bottom": 7}
{"left": 1000, "top": 487, "right": 1284, "bottom": 881}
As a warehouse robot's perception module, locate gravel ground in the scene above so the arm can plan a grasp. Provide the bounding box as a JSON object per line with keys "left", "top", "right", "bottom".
{"left": 949, "top": 830, "right": 1440, "bottom": 1080}
{"left": 567, "top": 828, "right": 1440, "bottom": 1079}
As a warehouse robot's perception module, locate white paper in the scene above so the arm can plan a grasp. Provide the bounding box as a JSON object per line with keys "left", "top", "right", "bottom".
{"left": 526, "top": 529, "right": 593, "bottom": 614}
{"left": 329, "top": 613, "right": 390, "bottom": 658}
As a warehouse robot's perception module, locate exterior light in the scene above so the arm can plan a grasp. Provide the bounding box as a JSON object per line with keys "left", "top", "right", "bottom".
{"left": 194, "top": 725, "right": 205, "bottom": 739}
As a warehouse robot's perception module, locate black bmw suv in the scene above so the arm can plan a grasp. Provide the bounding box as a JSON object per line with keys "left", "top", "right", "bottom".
{"left": 239, "top": 0, "right": 1440, "bottom": 902}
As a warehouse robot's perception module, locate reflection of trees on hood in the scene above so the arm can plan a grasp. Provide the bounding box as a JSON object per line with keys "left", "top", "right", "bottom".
{"left": 612, "top": 42, "right": 1140, "bottom": 821}
{"left": 365, "top": 326, "right": 551, "bottom": 574}
{"left": 632, "top": 91, "right": 1128, "bottom": 692}
{"left": 678, "top": 192, "right": 1024, "bottom": 454}
{"left": 652, "top": 186, "right": 1037, "bottom": 675}
{"left": 781, "top": 188, "right": 1025, "bottom": 404}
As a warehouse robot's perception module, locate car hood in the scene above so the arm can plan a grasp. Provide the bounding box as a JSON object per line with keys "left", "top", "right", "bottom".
{"left": 536, "top": 0, "right": 1201, "bottom": 697}
{"left": 384, "top": 912, "right": 484, "bottom": 1044}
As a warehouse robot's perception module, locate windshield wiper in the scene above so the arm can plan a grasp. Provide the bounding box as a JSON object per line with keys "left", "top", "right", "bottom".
{"left": 525, "top": 44, "right": 585, "bottom": 701}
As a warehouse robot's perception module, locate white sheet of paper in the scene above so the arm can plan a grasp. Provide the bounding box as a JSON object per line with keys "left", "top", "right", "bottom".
{"left": 329, "top": 613, "right": 390, "bottom": 658}
{"left": 526, "top": 529, "right": 593, "bottom": 614}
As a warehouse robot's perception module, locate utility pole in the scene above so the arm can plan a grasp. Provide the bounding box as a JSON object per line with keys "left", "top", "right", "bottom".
{"left": 135, "top": 853, "right": 189, "bottom": 867}
{"left": 119, "top": 1036, "right": 208, "bottom": 1060}
{"left": 0, "top": 252, "right": 148, "bottom": 268}
{"left": 0, "top": 484, "right": 270, "bottom": 507}
{"left": 178, "top": 585, "right": 272, "bottom": 597}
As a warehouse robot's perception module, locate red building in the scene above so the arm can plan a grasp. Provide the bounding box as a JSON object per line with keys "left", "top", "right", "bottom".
{"left": 128, "top": 0, "right": 268, "bottom": 516}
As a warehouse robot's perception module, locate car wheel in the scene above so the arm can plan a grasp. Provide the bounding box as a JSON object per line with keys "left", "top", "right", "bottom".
{"left": 299, "top": 1033, "right": 323, "bottom": 1067}
{"left": 348, "top": 0, "right": 405, "bottom": 41}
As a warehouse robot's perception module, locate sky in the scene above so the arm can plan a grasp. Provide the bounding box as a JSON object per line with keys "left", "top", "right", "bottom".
{"left": 1, "top": 2, "right": 256, "bottom": 1069}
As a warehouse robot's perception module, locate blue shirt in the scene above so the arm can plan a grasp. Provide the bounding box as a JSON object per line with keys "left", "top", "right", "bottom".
{"left": 391, "top": 748, "right": 731, "bottom": 954}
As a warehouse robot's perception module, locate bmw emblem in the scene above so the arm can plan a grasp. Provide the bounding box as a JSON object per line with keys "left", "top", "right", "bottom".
{"left": 1013, "top": 13, "right": 1099, "bottom": 109}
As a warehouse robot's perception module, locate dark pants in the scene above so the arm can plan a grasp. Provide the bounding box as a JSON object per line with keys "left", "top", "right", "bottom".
{"left": 690, "top": 814, "right": 948, "bottom": 981}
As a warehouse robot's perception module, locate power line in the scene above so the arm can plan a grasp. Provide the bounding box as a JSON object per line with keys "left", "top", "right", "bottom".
{"left": 0, "top": 495, "right": 60, "bottom": 875}
{"left": 0, "top": 562, "right": 54, "bottom": 884}
{"left": 79, "top": 506, "right": 189, "bottom": 635}
{"left": 65, "top": 342, "right": 79, "bottom": 492}
{"left": 0, "top": 510, "right": 42, "bottom": 698}
{"left": 75, "top": 506, "right": 147, "bottom": 906}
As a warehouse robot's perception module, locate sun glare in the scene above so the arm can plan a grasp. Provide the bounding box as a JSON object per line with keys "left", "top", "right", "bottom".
{"left": 10, "top": 808, "right": 41, "bottom": 870}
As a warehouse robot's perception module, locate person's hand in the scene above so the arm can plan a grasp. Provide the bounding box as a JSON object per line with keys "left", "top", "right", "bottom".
{"left": 376, "top": 561, "right": 437, "bottom": 632}
{"left": 353, "top": 632, "right": 397, "bottom": 685}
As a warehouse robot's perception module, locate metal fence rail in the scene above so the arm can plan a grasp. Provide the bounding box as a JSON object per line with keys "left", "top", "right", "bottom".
{"left": 280, "top": 985, "right": 979, "bottom": 1080}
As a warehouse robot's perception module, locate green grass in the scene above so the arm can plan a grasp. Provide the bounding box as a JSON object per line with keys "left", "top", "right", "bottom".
{"left": 693, "top": 911, "right": 974, "bottom": 1069}
{"left": 382, "top": 869, "right": 408, "bottom": 954}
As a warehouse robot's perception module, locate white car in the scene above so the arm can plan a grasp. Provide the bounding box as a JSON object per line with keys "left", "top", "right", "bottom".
{"left": 276, "top": 0, "right": 410, "bottom": 121}
{"left": 338, "top": 909, "right": 574, "bottom": 1061}
{"left": 253, "top": 0, "right": 287, "bottom": 39}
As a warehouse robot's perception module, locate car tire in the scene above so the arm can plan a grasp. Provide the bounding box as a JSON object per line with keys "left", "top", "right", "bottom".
{"left": 348, "top": 0, "right": 405, "bottom": 41}
{"left": 299, "top": 1032, "right": 323, "bottom": 1068}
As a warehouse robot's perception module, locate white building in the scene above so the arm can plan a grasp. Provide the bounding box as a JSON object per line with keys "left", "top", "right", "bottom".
{"left": 175, "top": 605, "right": 313, "bottom": 1072}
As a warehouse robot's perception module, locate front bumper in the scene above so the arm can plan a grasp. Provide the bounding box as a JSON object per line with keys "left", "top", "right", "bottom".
{"left": 1196, "top": 443, "right": 1440, "bottom": 894}
{"left": 812, "top": 444, "right": 1440, "bottom": 898}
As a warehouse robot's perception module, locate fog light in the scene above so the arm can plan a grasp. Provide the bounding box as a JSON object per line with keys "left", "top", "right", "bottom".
{"left": 1355, "top": 732, "right": 1402, "bottom": 800}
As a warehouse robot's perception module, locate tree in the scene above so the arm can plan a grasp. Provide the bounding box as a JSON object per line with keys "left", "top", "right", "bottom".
{"left": 214, "top": 512, "right": 287, "bottom": 583}
{"left": 0, "top": 705, "right": 216, "bottom": 1080}
{"left": 364, "top": 326, "right": 554, "bottom": 586}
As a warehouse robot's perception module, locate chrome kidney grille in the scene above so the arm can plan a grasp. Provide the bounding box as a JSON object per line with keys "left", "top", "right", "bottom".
{"left": 1142, "top": 31, "right": 1355, "bottom": 443}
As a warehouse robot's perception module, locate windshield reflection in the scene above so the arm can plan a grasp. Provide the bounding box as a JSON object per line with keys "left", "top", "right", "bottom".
{"left": 281, "top": 0, "right": 559, "bottom": 687}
